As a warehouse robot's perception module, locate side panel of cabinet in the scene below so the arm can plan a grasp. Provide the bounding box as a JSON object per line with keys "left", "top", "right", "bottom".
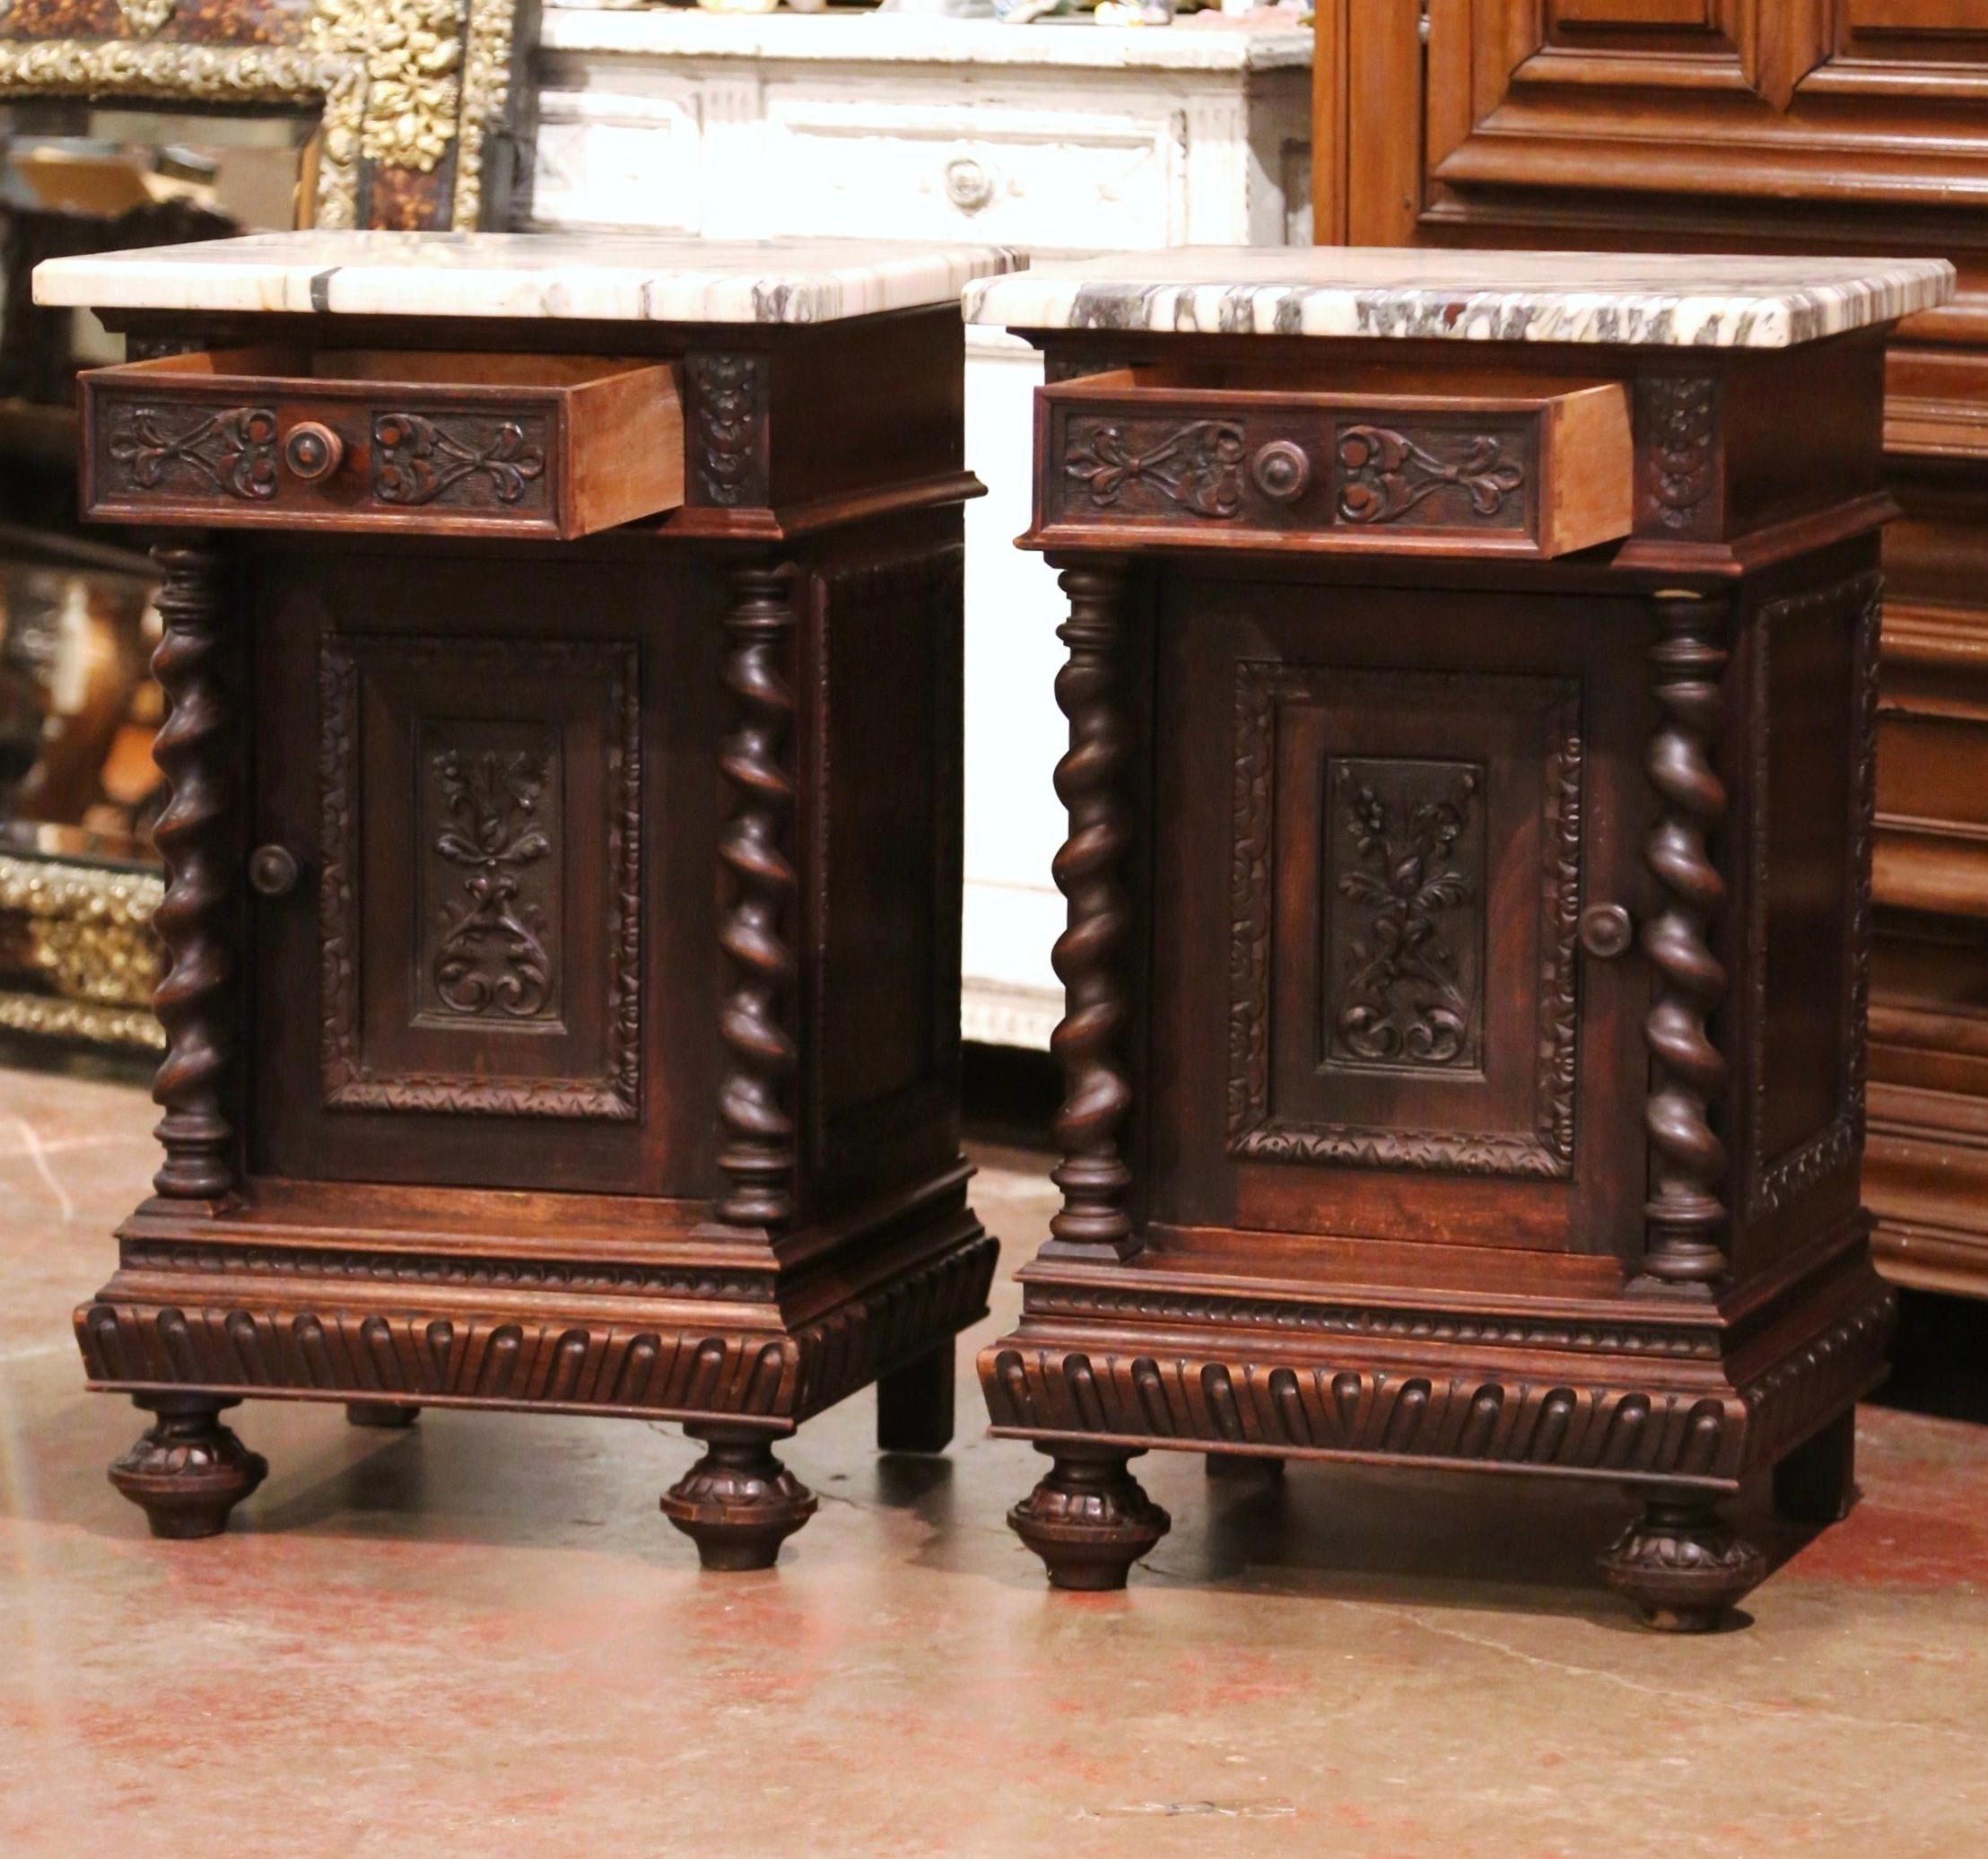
{"left": 804, "top": 517, "right": 966, "bottom": 1215}
{"left": 247, "top": 543, "right": 723, "bottom": 1197}
{"left": 1147, "top": 573, "right": 1649, "bottom": 1260}
{"left": 1731, "top": 566, "right": 1877, "bottom": 1277}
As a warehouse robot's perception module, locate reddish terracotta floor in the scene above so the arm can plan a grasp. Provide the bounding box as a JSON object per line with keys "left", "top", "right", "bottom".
{"left": 2, "top": 1056, "right": 1985, "bottom": 1856}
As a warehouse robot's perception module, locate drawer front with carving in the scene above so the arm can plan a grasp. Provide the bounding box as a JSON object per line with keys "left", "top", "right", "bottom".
{"left": 1036, "top": 372, "right": 1632, "bottom": 558}
{"left": 80, "top": 348, "right": 684, "bottom": 540}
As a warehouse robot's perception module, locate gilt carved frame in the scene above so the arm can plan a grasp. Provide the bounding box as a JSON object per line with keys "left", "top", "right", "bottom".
{"left": 0, "top": 0, "right": 535, "bottom": 232}
{"left": 0, "top": 0, "right": 540, "bottom": 1050}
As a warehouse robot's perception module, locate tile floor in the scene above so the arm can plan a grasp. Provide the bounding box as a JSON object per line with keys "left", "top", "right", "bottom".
{"left": 1, "top": 1055, "right": 1984, "bottom": 1857}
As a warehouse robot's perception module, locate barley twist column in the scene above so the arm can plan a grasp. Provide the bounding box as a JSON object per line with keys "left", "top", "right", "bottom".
{"left": 1047, "top": 561, "right": 1137, "bottom": 1261}
{"left": 147, "top": 537, "right": 239, "bottom": 1201}
{"left": 1639, "top": 589, "right": 1732, "bottom": 1290}
{"left": 715, "top": 562, "right": 798, "bottom": 1229}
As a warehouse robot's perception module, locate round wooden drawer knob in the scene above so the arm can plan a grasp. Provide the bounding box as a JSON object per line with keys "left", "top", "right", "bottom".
{"left": 248, "top": 844, "right": 301, "bottom": 898}
{"left": 1580, "top": 904, "right": 1635, "bottom": 960}
{"left": 283, "top": 422, "right": 345, "bottom": 484}
{"left": 1251, "top": 440, "right": 1312, "bottom": 502}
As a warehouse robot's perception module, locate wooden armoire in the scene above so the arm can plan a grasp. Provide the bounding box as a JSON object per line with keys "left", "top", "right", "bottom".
{"left": 1313, "top": 1, "right": 1988, "bottom": 1301}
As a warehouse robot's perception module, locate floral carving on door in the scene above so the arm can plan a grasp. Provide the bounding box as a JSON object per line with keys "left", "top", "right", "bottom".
{"left": 428, "top": 742, "right": 555, "bottom": 1020}
{"left": 1330, "top": 758, "right": 1485, "bottom": 1069}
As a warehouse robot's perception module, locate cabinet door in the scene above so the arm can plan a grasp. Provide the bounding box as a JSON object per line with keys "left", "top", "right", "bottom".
{"left": 1150, "top": 577, "right": 1649, "bottom": 1259}
{"left": 1343, "top": 0, "right": 1988, "bottom": 316}
{"left": 247, "top": 545, "right": 719, "bottom": 1197}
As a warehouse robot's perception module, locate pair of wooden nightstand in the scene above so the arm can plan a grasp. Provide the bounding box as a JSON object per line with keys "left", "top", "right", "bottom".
{"left": 34, "top": 234, "right": 1951, "bottom": 1629}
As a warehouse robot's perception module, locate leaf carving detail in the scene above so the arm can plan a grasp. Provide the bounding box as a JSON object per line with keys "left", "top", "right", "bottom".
{"left": 430, "top": 746, "right": 554, "bottom": 1019}
{"left": 1066, "top": 420, "right": 1246, "bottom": 519}
{"left": 1334, "top": 764, "right": 1481, "bottom": 1067}
{"left": 1337, "top": 425, "right": 1525, "bottom": 526}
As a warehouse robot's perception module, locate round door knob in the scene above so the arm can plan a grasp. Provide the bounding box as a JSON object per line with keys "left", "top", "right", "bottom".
{"left": 1579, "top": 903, "right": 1635, "bottom": 960}
{"left": 944, "top": 156, "right": 995, "bottom": 214}
{"left": 1251, "top": 440, "right": 1312, "bottom": 503}
{"left": 248, "top": 844, "right": 301, "bottom": 898}
{"left": 282, "top": 422, "right": 344, "bottom": 484}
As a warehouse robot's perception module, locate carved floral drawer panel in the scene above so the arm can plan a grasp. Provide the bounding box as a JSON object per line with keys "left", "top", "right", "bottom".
{"left": 1037, "top": 370, "right": 1633, "bottom": 559}
{"left": 79, "top": 348, "right": 684, "bottom": 541}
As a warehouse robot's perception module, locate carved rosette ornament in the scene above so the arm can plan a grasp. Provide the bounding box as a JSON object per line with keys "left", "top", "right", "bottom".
{"left": 1640, "top": 591, "right": 1733, "bottom": 1291}
{"left": 715, "top": 564, "right": 800, "bottom": 1229}
{"left": 1048, "top": 563, "right": 1138, "bottom": 1259}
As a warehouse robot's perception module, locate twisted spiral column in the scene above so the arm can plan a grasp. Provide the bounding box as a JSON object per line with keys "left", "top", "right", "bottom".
{"left": 1640, "top": 589, "right": 1732, "bottom": 1290}
{"left": 715, "top": 563, "right": 798, "bottom": 1230}
{"left": 147, "top": 539, "right": 239, "bottom": 1201}
{"left": 1047, "top": 563, "right": 1137, "bottom": 1260}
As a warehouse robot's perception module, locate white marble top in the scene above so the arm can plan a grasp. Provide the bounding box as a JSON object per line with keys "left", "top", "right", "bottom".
{"left": 35, "top": 231, "right": 1025, "bottom": 325}
{"left": 540, "top": 12, "right": 1314, "bottom": 72}
{"left": 963, "top": 248, "right": 1957, "bottom": 348}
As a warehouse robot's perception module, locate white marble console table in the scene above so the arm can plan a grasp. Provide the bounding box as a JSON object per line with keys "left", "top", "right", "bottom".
{"left": 529, "top": 10, "right": 1313, "bottom": 1047}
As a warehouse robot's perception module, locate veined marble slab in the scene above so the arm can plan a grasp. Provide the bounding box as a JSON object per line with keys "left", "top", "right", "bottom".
{"left": 35, "top": 231, "right": 1025, "bottom": 326}
{"left": 963, "top": 247, "right": 1956, "bottom": 348}
{"left": 539, "top": 11, "right": 1315, "bottom": 74}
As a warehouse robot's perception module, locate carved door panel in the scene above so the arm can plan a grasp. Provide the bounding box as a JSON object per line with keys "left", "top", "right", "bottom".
{"left": 1151, "top": 576, "right": 1649, "bottom": 1258}
{"left": 1347, "top": 0, "right": 1988, "bottom": 253}
{"left": 248, "top": 545, "right": 720, "bottom": 1196}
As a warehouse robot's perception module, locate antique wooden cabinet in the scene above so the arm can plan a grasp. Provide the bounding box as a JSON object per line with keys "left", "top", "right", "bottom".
{"left": 33, "top": 231, "right": 1016, "bottom": 1568}
{"left": 1315, "top": 0, "right": 1988, "bottom": 1304}
{"left": 967, "top": 247, "right": 1953, "bottom": 1628}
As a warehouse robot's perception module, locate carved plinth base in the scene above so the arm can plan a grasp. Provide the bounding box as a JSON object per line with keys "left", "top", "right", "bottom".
{"left": 346, "top": 1402, "right": 420, "bottom": 1429}
{"left": 1009, "top": 1445, "right": 1170, "bottom": 1592}
{"left": 661, "top": 1426, "right": 818, "bottom": 1572}
{"left": 1599, "top": 1492, "right": 1766, "bottom": 1633}
{"left": 108, "top": 1394, "right": 266, "bottom": 1540}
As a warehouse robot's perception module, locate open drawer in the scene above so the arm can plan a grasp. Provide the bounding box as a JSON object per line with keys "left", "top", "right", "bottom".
{"left": 79, "top": 348, "right": 684, "bottom": 541}
{"left": 1037, "top": 366, "right": 1633, "bottom": 559}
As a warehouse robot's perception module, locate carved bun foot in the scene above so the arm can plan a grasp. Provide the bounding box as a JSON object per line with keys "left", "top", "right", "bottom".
{"left": 661, "top": 1426, "right": 817, "bottom": 1572}
{"left": 108, "top": 1395, "right": 267, "bottom": 1540}
{"left": 346, "top": 1401, "right": 421, "bottom": 1429}
{"left": 1206, "top": 1452, "right": 1284, "bottom": 1483}
{"left": 1010, "top": 1444, "right": 1170, "bottom": 1593}
{"left": 1600, "top": 1492, "right": 1765, "bottom": 1633}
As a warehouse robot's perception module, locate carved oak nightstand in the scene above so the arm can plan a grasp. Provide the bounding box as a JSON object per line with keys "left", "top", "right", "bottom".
{"left": 966, "top": 248, "right": 1954, "bottom": 1628}
{"left": 34, "top": 231, "right": 1020, "bottom": 1568}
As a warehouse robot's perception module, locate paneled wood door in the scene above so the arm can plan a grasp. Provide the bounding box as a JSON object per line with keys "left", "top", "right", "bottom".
{"left": 1148, "top": 577, "right": 1650, "bottom": 1261}
{"left": 247, "top": 542, "right": 722, "bottom": 1198}
{"left": 1334, "top": 1, "right": 1988, "bottom": 340}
